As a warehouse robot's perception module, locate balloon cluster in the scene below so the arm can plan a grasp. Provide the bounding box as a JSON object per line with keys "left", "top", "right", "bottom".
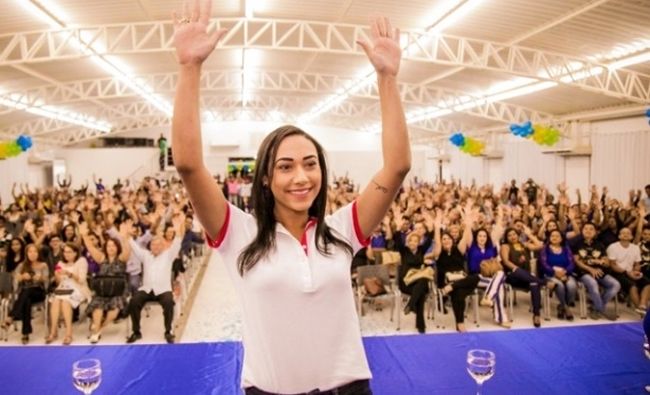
{"left": 509, "top": 121, "right": 534, "bottom": 138}
{"left": 449, "top": 132, "right": 485, "bottom": 156}
{"left": 0, "top": 135, "right": 33, "bottom": 159}
{"left": 510, "top": 120, "right": 560, "bottom": 147}
{"left": 227, "top": 159, "right": 255, "bottom": 174}
{"left": 645, "top": 108, "right": 650, "bottom": 125}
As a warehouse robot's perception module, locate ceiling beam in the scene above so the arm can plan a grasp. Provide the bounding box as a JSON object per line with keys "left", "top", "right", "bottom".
{"left": 0, "top": 19, "right": 647, "bottom": 103}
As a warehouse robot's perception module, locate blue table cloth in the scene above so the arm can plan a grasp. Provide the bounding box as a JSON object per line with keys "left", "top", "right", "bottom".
{"left": 2, "top": 323, "right": 648, "bottom": 394}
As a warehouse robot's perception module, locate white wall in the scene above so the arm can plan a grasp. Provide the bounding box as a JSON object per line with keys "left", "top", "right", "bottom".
{"left": 20, "top": 115, "right": 644, "bottom": 201}
{"left": 53, "top": 147, "right": 159, "bottom": 190}
{"left": 0, "top": 154, "right": 29, "bottom": 203}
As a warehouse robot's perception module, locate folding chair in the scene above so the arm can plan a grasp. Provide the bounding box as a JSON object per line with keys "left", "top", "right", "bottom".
{"left": 356, "top": 265, "right": 399, "bottom": 330}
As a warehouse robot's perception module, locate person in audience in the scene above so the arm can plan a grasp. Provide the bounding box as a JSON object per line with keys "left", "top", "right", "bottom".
{"left": 180, "top": 214, "right": 205, "bottom": 258}
{"left": 126, "top": 215, "right": 184, "bottom": 344}
{"left": 45, "top": 242, "right": 91, "bottom": 345}
{"left": 80, "top": 222, "right": 130, "bottom": 344}
{"left": 0, "top": 241, "right": 12, "bottom": 299}
{"left": 607, "top": 226, "right": 650, "bottom": 315}
{"left": 432, "top": 205, "right": 479, "bottom": 332}
{"left": 171, "top": 3, "right": 408, "bottom": 393}
{"left": 539, "top": 229, "right": 576, "bottom": 321}
{"left": 640, "top": 226, "right": 650, "bottom": 279}
{"left": 39, "top": 233, "right": 64, "bottom": 274}
{"left": 572, "top": 222, "right": 620, "bottom": 321}
{"left": 500, "top": 227, "right": 550, "bottom": 327}
{"left": 1, "top": 244, "right": 49, "bottom": 344}
{"left": 397, "top": 231, "right": 433, "bottom": 334}
{"left": 5, "top": 237, "right": 26, "bottom": 274}
{"left": 466, "top": 225, "right": 510, "bottom": 328}
{"left": 644, "top": 305, "right": 650, "bottom": 393}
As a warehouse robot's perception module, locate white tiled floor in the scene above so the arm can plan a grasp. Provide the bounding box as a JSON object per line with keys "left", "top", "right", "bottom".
{"left": 1, "top": 250, "right": 642, "bottom": 347}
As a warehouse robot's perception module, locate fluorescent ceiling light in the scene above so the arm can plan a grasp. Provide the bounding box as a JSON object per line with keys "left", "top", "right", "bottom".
{"left": 245, "top": 0, "right": 254, "bottom": 18}
{"left": 609, "top": 51, "right": 650, "bottom": 69}
{"left": 0, "top": 97, "right": 112, "bottom": 133}
{"left": 11, "top": 0, "right": 173, "bottom": 128}
{"left": 15, "top": 0, "right": 63, "bottom": 28}
{"left": 427, "top": 0, "right": 486, "bottom": 34}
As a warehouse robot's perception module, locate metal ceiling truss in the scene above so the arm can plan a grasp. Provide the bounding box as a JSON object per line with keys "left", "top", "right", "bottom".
{"left": 1, "top": 19, "right": 648, "bottom": 102}
{"left": 3, "top": 91, "right": 467, "bottom": 146}
{"left": 2, "top": 69, "right": 556, "bottom": 133}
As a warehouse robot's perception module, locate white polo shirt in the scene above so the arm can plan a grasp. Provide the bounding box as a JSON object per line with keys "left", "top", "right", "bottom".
{"left": 207, "top": 201, "right": 371, "bottom": 393}
{"left": 606, "top": 242, "right": 641, "bottom": 272}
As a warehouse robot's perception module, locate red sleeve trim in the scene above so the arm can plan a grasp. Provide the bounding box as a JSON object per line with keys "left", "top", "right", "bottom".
{"left": 205, "top": 203, "right": 231, "bottom": 249}
{"left": 352, "top": 200, "right": 369, "bottom": 247}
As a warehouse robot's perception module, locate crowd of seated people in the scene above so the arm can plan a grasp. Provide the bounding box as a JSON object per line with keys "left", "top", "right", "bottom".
{"left": 343, "top": 176, "right": 650, "bottom": 334}
{"left": 0, "top": 172, "right": 648, "bottom": 343}
{"left": 0, "top": 175, "right": 205, "bottom": 345}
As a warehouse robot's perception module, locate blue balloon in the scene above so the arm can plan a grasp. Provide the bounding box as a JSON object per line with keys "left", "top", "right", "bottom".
{"left": 523, "top": 120, "right": 532, "bottom": 129}
{"left": 449, "top": 133, "right": 465, "bottom": 147}
{"left": 509, "top": 124, "right": 518, "bottom": 132}
{"left": 646, "top": 108, "right": 650, "bottom": 117}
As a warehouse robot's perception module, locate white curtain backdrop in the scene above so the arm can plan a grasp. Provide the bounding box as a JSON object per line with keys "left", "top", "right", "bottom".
{"left": 591, "top": 129, "right": 650, "bottom": 201}
{"left": 501, "top": 140, "right": 565, "bottom": 190}
{"left": 448, "top": 145, "right": 486, "bottom": 185}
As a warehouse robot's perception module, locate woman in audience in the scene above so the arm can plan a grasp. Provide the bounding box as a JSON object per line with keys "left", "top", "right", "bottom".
{"left": 61, "top": 223, "right": 78, "bottom": 245}
{"left": 466, "top": 227, "right": 510, "bottom": 328}
{"left": 539, "top": 229, "right": 576, "bottom": 321}
{"left": 432, "top": 206, "right": 479, "bottom": 332}
{"left": 501, "top": 227, "right": 551, "bottom": 327}
{"left": 0, "top": 242, "right": 11, "bottom": 299}
{"left": 1, "top": 244, "right": 49, "bottom": 344}
{"left": 5, "top": 237, "right": 25, "bottom": 274}
{"left": 45, "top": 242, "right": 91, "bottom": 345}
{"left": 80, "top": 222, "right": 130, "bottom": 343}
{"left": 81, "top": 231, "right": 102, "bottom": 275}
{"left": 171, "top": 4, "right": 407, "bottom": 393}
{"left": 397, "top": 231, "right": 433, "bottom": 334}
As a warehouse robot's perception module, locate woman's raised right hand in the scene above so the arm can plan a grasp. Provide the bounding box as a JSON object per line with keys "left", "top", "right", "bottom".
{"left": 172, "top": 0, "right": 228, "bottom": 66}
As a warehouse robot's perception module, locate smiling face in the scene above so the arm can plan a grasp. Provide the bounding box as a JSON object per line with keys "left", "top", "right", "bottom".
{"left": 269, "top": 134, "right": 322, "bottom": 217}
{"left": 441, "top": 233, "right": 453, "bottom": 251}
{"left": 26, "top": 245, "right": 39, "bottom": 263}
{"left": 549, "top": 230, "right": 563, "bottom": 246}
{"left": 63, "top": 245, "right": 78, "bottom": 263}
{"left": 476, "top": 229, "right": 488, "bottom": 247}
{"left": 406, "top": 233, "right": 420, "bottom": 250}
{"left": 506, "top": 229, "right": 519, "bottom": 244}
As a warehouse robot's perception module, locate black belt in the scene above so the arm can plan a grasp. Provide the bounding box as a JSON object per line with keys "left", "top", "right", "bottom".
{"left": 245, "top": 379, "right": 370, "bottom": 395}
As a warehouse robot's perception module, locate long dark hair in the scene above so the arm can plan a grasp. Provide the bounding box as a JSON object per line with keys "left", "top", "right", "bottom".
{"left": 6, "top": 237, "right": 26, "bottom": 273}
{"left": 21, "top": 244, "right": 39, "bottom": 274}
{"left": 237, "top": 125, "right": 353, "bottom": 275}
{"left": 472, "top": 228, "right": 494, "bottom": 250}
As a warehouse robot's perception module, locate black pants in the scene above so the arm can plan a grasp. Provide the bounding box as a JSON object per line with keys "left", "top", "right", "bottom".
{"left": 506, "top": 269, "right": 545, "bottom": 315}
{"left": 245, "top": 379, "right": 372, "bottom": 395}
{"left": 9, "top": 287, "right": 46, "bottom": 335}
{"left": 447, "top": 274, "right": 480, "bottom": 324}
{"left": 129, "top": 290, "right": 174, "bottom": 334}
{"left": 400, "top": 278, "right": 429, "bottom": 331}
{"left": 611, "top": 272, "right": 650, "bottom": 294}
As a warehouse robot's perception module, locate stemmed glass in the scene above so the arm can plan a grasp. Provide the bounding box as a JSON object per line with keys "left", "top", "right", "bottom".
{"left": 72, "top": 359, "right": 102, "bottom": 394}
{"left": 467, "top": 349, "right": 495, "bottom": 395}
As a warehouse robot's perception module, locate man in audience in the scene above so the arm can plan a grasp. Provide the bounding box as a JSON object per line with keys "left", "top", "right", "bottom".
{"left": 572, "top": 222, "right": 620, "bottom": 321}
{"left": 125, "top": 215, "right": 184, "bottom": 344}
{"left": 180, "top": 214, "right": 204, "bottom": 258}
{"left": 607, "top": 227, "right": 650, "bottom": 315}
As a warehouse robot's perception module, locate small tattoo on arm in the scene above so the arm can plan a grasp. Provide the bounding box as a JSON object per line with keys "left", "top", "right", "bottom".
{"left": 372, "top": 180, "right": 388, "bottom": 193}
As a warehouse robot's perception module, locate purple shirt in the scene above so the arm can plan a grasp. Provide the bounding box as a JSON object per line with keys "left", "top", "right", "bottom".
{"left": 466, "top": 243, "right": 498, "bottom": 274}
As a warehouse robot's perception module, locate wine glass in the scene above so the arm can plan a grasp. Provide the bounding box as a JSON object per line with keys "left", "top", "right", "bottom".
{"left": 72, "top": 359, "right": 102, "bottom": 394}
{"left": 467, "top": 349, "right": 495, "bottom": 395}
